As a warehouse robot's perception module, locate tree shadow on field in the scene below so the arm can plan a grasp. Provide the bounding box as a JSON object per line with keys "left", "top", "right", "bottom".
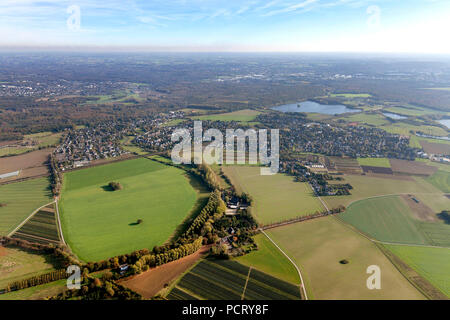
{"left": 436, "top": 211, "right": 450, "bottom": 225}
{"left": 128, "top": 222, "right": 140, "bottom": 226}
{"left": 101, "top": 185, "right": 114, "bottom": 192}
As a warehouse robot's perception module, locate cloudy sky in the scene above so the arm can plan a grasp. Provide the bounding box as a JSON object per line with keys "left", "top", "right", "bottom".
{"left": 1, "top": 0, "right": 450, "bottom": 53}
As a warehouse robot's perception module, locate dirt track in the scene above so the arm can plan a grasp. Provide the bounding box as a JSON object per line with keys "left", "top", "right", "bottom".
{"left": 120, "top": 245, "right": 210, "bottom": 299}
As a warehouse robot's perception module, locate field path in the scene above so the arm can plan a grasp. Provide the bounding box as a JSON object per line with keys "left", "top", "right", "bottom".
{"left": 260, "top": 229, "right": 308, "bottom": 300}
{"left": 55, "top": 199, "right": 66, "bottom": 245}
{"left": 241, "top": 267, "right": 252, "bottom": 300}
{"left": 7, "top": 200, "right": 55, "bottom": 237}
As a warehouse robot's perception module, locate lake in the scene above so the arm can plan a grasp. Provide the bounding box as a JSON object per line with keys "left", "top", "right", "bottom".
{"left": 382, "top": 112, "right": 407, "bottom": 120}
{"left": 271, "top": 101, "right": 361, "bottom": 115}
{"left": 438, "top": 119, "right": 450, "bottom": 129}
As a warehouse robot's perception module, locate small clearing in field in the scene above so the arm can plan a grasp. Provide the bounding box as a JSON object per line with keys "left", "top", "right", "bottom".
{"left": 400, "top": 195, "right": 438, "bottom": 222}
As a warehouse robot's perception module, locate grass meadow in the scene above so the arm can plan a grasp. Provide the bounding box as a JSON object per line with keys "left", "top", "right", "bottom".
{"left": 59, "top": 158, "right": 198, "bottom": 262}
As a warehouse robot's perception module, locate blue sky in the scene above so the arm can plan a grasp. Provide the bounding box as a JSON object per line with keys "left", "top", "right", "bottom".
{"left": 1, "top": 0, "right": 450, "bottom": 53}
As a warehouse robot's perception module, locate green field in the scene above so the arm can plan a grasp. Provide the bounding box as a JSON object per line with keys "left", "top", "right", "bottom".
{"left": 168, "top": 259, "right": 301, "bottom": 300}
{"left": 192, "top": 109, "right": 261, "bottom": 122}
{"left": 380, "top": 122, "right": 448, "bottom": 137}
{"left": 0, "top": 247, "right": 62, "bottom": 290}
{"left": 267, "top": 217, "right": 425, "bottom": 300}
{"left": 426, "top": 170, "right": 450, "bottom": 193}
{"left": 0, "top": 178, "right": 53, "bottom": 236}
{"left": 384, "top": 244, "right": 450, "bottom": 297}
{"left": 340, "top": 196, "right": 427, "bottom": 245}
{"left": 222, "top": 166, "right": 324, "bottom": 224}
{"left": 340, "top": 195, "right": 450, "bottom": 247}
{"left": 59, "top": 158, "right": 198, "bottom": 261}
{"left": 357, "top": 157, "right": 391, "bottom": 168}
{"left": 344, "top": 113, "right": 389, "bottom": 126}
{"left": 235, "top": 234, "right": 299, "bottom": 284}
{"left": 0, "top": 279, "right": 66, "bottom": 300}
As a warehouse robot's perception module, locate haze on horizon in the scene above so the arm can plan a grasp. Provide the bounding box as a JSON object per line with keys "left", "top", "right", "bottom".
{"left": 1, "top": 0, "right": 450, "bottom": 54}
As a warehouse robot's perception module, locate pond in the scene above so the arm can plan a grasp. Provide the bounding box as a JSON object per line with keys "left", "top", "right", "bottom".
{"left": 271, "top": 100, "right": 361, "bottom": 115}
{"left": 382, "top": 112, "right": 407, "bottom": 120}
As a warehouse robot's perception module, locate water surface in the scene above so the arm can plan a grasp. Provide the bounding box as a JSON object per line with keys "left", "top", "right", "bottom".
{"left": 272, "top": 100, "right": 360, "bottom": 115}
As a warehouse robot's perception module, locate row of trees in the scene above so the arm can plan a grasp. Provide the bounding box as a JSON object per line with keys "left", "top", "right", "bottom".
{"left": 50, "top": 274, "right": 142, "bottom": 300}
{"left": 261, "top": 205, "right": 346, "bottom": 229}
{"left": 48, "top": 153, "right": 63, "bottom": 197}
{"left": 181, "top": 190, "right": 226, "bottom": 240}
{"left": 6, "top": 269, "right": 66, "bottom": 292}
{"left": 129, "top": 237, "right": 203, "bottom": 275}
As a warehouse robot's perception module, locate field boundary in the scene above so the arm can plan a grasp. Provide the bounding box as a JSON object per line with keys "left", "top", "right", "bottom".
{"left": 7, "top": 201, "right": 56, "bottom": 238}
{"left": 260, "top": 229, "right": 308, "bottom": 300}
{"left": 376, "top": 243, "right": 447, "bottom": 300}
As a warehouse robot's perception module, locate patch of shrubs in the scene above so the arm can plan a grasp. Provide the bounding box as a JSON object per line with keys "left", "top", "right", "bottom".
{"left": 108, "top": 182, "right": 123, "bottom": 191}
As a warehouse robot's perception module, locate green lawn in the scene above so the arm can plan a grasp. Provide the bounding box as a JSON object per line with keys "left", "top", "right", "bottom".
{"left": 235, "top": 234, "right": 300, "bottom": 284}
{"left": 59, "top": 158, "right": 198, "bottom": 262}
{"left": 267, "top": 217, "right": 424, "bottom": 300}
{"left": 384, "top": 245, "right": 450, "bottom": 297}
{"left": 357, "top": 157, "right": 391, "bottom": 168}
{"left": 222, "top": 166, "right": 324, "bottom": 224}
{"left": 192, "top": 109, "right": 261, "bottom": 122}
{"left": 426, "top": 170, "right": 450, "bottom": 193}
{"left": 0, "top": 178, "right": 52, "bottom": 235}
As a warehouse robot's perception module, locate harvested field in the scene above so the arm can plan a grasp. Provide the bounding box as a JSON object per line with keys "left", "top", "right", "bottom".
{"left": 120, "top": 246, "right": 210, "bottom": 299}
{"left": 222, "top": 165, "right": 323, "bottom": 225}
{"left": 361, "top": 166, "right": 393, "bottom": 174}
{"left": 390, "top": 159, "right": 437, "bottom": 176}
{"left": 329, "top": 157, "right": 362, "bottom": 174}
{"left": 168, "top": 259, "right": 301, "bottom": 300}
{"left": 268, "top": 217, "right": 426, "bottom": 300}
{"left": 0, "top": 149, "right": 50, "bottom": 182}
{"left": 420, "top": 140, "right": 450, "bottom": 155}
